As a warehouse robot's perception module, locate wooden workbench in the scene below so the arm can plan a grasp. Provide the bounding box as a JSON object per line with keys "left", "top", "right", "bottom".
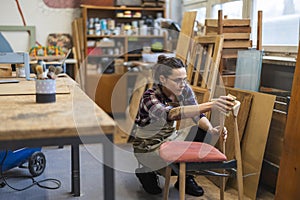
{"left": 0, "top": 76, "right": 116, "bottom": 199}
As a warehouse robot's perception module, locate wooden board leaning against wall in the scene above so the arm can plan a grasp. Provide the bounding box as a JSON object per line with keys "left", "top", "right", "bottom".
{"left": 275, "top": 42, "right": 300, "bottom": 200}
{"left": 193, "top": 86, "right": 275, "bottom": 199}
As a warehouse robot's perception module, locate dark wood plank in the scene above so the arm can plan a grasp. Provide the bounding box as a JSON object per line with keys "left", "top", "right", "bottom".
{"left": 275, "top": 41, "right": 300, "bottom": 200}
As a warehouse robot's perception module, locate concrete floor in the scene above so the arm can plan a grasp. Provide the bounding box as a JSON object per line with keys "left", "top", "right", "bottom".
{"left": 0, "top": 144, "right": 274, "bottom": 200}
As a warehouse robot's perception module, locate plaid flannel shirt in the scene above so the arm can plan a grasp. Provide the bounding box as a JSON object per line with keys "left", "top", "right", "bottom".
{"left": 133, "top": 84, "right": 206, "bottom": 152}
{"left": 135, "top": 83, "right": 205, "bottom": 127}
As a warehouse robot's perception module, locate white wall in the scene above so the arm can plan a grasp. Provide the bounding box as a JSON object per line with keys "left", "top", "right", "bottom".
{"left": 0, "top": 0, "right": 178, "bottom": 52}
{"left": 0, "top": 0, "right": 80, "bottom": 51}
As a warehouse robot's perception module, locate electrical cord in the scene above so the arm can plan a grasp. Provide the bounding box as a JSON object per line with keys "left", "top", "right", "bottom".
{"left": 0, "top": 149, "right": 61, "bottom": 191}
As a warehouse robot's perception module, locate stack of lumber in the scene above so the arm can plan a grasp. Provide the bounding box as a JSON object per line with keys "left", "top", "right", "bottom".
{"left": 205, "top": 10, "right": 254, "bottom": 87}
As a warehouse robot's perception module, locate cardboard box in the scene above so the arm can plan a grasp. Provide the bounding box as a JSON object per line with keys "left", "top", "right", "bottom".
{"left": 0, "top": 64, "right": 12, "bottom": 77}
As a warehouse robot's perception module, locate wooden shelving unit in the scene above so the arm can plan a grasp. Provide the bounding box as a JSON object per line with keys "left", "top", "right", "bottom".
{"left": 81, "top": 5, "right": 166, "bottom": 114}
{"left": 81, "top": 5, "right": 166, "bottom": 57}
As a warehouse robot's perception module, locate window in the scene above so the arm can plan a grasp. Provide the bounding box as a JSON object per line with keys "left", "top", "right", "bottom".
{"left": 254, "top": 0, "right": 300, "bottom": 46}
{"left": 211, "top": 0, "right": 243, "bottom": 19}
{"left": 190, "top": 7, "right": 206, "bottom": 24}
{"left": 182, "top": 0, "right": 299, "bottom": 50}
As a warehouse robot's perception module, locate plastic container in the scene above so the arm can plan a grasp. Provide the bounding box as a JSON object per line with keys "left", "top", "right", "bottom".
{"left": 0, "top": 148, "right": 46, "bottom": 177}
{"left": 35, "top": 79, "right": 56, "bottom": 103}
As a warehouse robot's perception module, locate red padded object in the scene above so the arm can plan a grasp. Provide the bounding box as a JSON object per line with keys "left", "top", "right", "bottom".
{"left": 159, "top": 141, "right": 227, "bottom": 163}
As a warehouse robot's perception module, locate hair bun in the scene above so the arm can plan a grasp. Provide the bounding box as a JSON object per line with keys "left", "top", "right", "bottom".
{"left": 157, "top": 55, "right": 167, "bottom": 63}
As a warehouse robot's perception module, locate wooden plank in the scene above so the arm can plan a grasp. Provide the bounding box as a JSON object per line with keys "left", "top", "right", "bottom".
{"left": 218, "top": 10, "right": 223, "bottom": 34}
{"left": 205, "top": 19, "right": 251, "bottom": 27}
{"left": 194, "top": 35, "right": 222, "bottom": 44}
{"left": 207, "top": 36, "right": 223, "bottom": 99}
{"left": 256, "top": 11, "right": 263, "bottom": 50}
{"left": 77, "top": 18, "right": 86, "bottom": 89}
{"left": 223, "top": 33, "right": 250, "bottom": 40}
{"left": 223, "top": 19, "right": 251, "bottom": 27}
{"left": 205, "top": 19, "right": 218, "bottom": 27}
{"left": 206, "top": 26, "right": 251, "bottom": 34}
{"left": 203, "top": 32, "right": 250, "bottom": 40}
{"left": 223, "top": 40, "right": 252, "bottom": 49}
{"left": 72, "top": 18, "right": 86, "bottom": 90}
{"left": 72, "top": 20, "right": 81, "bottom": 85}
{"left": 229, "top": 89, "right": 275, "bottom": 199}
{"left": 175, "top": 11, "right": 197, "bottom": 63}
{"left": 275, "top": 41, "right": 300, "bottom": 200}
{"left": 221, "top": 49, "right": 239, "bottom": 58}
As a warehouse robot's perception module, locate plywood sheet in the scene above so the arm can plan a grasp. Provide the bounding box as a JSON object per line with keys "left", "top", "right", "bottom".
{"left": 229, "top": 90, "right": 275, "bottom": 199}
{"left": 207, "top": 87, "right": 253, "bottom": 188}
{"left": 175, "top": 11, "right": 197, "bottom": 63}
{"left": 222, "top": 88, "right": 253, "bottom": 159}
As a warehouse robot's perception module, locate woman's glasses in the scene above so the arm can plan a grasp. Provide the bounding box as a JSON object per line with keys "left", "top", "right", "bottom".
{"left": 167, "top": 77, "right": 187, "bottom": 86}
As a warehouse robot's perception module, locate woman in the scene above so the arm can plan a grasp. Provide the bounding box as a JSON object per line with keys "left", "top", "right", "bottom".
{"left": 133, "top": 55, "right": 234, "bottom": 196}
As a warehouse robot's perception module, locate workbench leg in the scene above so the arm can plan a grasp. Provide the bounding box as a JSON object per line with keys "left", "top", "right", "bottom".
{"left": 71, "top": 144, "right": 80, "bottom": 196}
{"left": 103, "top": 135, "right": 115, "bottom": 200}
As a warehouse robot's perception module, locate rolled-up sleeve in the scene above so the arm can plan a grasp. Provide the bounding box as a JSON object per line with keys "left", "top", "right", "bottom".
{"left": 182, "top": 85, "right": 206, "bottom": 122}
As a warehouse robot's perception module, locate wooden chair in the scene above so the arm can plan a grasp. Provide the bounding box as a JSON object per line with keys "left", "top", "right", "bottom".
{"left": 159, "top": 100, "right": 244, "bottom": 200}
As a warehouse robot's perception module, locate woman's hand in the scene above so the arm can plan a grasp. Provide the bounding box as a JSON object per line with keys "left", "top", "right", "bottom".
{"left": 207, "top": 126, "right": 228, "bottom": 141}
{"left": 212, "top": 96, "right": 235, "bottom": 115}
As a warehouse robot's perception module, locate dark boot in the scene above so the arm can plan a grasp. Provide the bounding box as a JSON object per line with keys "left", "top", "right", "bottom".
{"left": 174, "top": 175, "right": 204, "bottom": 197}
{"left": 135, "top": 167, "right": 162, "bottom": 194}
